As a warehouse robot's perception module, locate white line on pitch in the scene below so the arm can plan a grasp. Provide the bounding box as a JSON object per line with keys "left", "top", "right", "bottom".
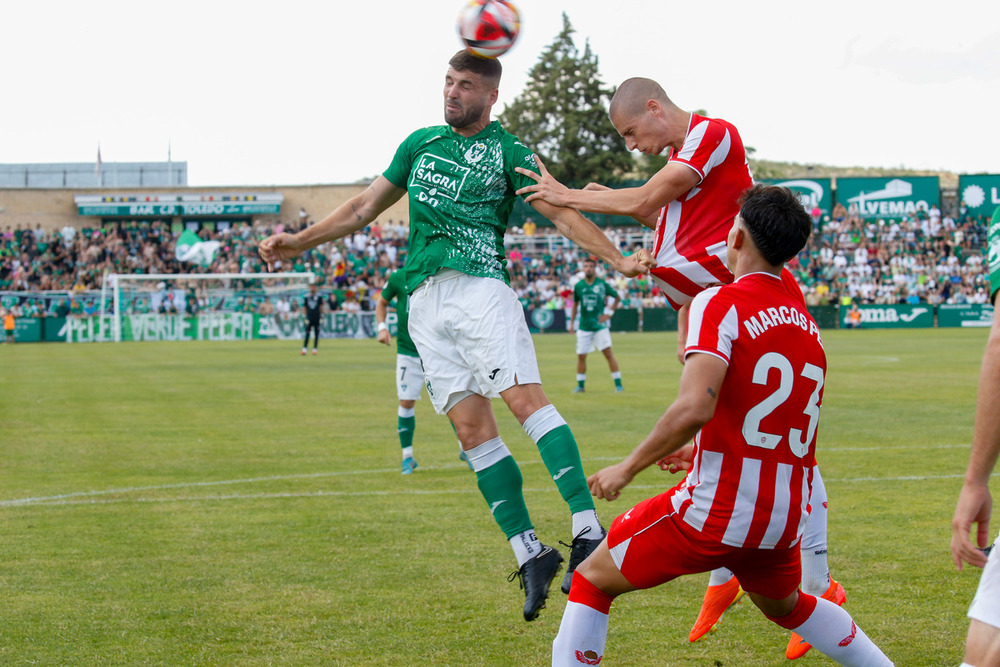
{"left": 0, "top": 444, "right": 973, "bottom": 508}
{"left": 1, "top": 474, "right": 970, "bottom": 508}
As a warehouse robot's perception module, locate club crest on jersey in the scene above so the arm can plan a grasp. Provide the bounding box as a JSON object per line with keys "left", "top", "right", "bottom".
{"left": 464, "top": 142, "right": 487, "bottom": 163}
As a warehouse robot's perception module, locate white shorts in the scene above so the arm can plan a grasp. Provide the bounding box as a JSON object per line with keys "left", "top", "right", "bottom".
{"left": 408, "top": 269, "right": 542, "bottom": 414}
{"left": 396, "top": 354, "right": 424, "bottom": 402}
{"left": 576, "top": 328, "right": 613, "bottom": 355}
{"left": 969, "top": 531, "right": 1000, "bottom": 629}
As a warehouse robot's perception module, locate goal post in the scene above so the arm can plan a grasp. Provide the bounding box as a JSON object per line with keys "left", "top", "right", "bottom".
{"left": 105, "top": 272, "right": 315, "bottom": 343}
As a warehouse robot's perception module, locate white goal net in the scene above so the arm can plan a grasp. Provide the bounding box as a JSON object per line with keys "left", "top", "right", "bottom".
{"left": 103, "top": 272, "right": 316, "bottom": 343}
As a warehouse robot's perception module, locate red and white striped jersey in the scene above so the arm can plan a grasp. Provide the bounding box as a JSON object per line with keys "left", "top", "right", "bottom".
{"left": 668, "top": 272, "right": 826, "bottom": 549}
{"left": 650, "top": 114, "right": 752, "bottom": 310}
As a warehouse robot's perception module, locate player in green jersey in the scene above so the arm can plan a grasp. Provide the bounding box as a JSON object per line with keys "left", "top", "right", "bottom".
{"left": 259, "top": 50, "right": 651, "bottom": 622}
{"left": 375, "top": 270, "right": 424, "bottom": 475}
{"left": 570, "top": 257, "right": 623, "bottom": 393}
{"left": 377, "top": 269, "right": 472, "bottom": 475}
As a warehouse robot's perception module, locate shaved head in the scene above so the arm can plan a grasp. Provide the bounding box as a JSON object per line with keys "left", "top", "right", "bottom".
{"left": 609, "top": 77, "right": 671, "bottom": 119}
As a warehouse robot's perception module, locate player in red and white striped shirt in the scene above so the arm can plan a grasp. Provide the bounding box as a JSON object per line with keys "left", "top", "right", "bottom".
{"left": 551, "top": 185, "right": 893, "bottom": 667}
{"left": 519, "top": 77, "right": 847, "bottom": 658}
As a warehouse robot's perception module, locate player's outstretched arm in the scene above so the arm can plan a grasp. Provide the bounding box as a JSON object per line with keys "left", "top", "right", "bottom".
{"left": 374, "top": 295, "right": 392, "bottom": 346}
{"left": 589, "top": 353, "right": 726, "bottom": 501}
{"left": 516, "top": 154, "right": 699, "bottom": 222}
{"left": 583, "top": 183, "right": 658, "bottom": 229}
{"left": 952, "top": 313, "right": 1000, "bottom": 570}
{"left": 259, "top": 176, "right": 405, "bottom": 271}
{"left": 532, "top": 198, "right": 653, "bottom": 277}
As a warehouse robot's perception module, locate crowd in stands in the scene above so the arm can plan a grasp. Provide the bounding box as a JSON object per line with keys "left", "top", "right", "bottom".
{"left": 0, "top": 200, "right": 993, "bottom": 319}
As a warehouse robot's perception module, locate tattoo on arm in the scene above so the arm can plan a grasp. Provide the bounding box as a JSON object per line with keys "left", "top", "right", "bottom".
{"left": 706, "top": 387, "right": 717, "bottom": 399}
{"left": 351, "top": 202, "right": 362, "bottom": 223}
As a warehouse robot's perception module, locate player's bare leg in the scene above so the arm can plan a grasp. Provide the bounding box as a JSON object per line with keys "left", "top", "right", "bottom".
{"left": 963, "top": 618, "right": 1000, "bottom": 666}
{"left": 574, "top": 353, "right": 587, "bottom": 393}
{"left": 602, "top": 347, "right": 623, "bottom": 392}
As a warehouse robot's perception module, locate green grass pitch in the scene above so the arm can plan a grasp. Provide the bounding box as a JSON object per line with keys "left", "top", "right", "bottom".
{"left": 0, "top": 328, "right": 992, "bottom": 665}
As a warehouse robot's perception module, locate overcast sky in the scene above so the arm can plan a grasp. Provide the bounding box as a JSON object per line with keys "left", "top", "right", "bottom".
{"left": 4, "top": 0, "right": 998, "bottom": 187}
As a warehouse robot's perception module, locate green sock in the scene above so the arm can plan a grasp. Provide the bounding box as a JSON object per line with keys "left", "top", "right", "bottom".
{"left": 536, "top": 424, "right": 595, "bottom": 514}
{"left": 397, "top": 415, "right": 415, "bottom": 450}
{"left": 613, "top": 372, "right": 623, "bottom": 389}
{"left": 475, "top": 456, "right": 534, "bottom": 540}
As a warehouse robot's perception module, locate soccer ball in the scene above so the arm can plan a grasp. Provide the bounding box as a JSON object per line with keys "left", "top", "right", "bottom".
{"left": 457, "top": 0, "right": 520, "bottom": 59}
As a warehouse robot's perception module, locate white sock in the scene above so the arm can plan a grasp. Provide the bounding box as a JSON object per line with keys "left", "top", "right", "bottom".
{"left": 510, "top": 530, "right": 543, "bottom": 567}
{"left": 801, "top": 550, "right": 831, "bottom": 595}
{"left": 709, "top": 567, "right": 735, "bottom": 587}
{"left": 576, "top": 373, "right": 586, "bottom": 383}
{"left": 552, "top": 601, "right": 609, "bottom": 667}
{"left": 802, "top": 465, "right": 832, "bottom": 593}
{"left": 571, "top": 509, "right": 603, "bottom": 538}
{"left": 521, "top": 404, "right": 567, "bottom": 443}
{"left": 465, "top": 437, "right": 509, "bottom": 472}
{"left": 611, "top": 371, "right": 621, "bottom": 380}
{"left": 401, "top": 446, "right": 413, "bottom": 460}
{"left": 397, "top": 406, "right": 415, "bottom": 418}
{"left": 792, "top": 598, "right": 894, "bottom": 666}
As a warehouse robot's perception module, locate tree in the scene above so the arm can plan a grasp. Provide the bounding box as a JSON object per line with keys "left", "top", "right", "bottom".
{"left": 498, "top": 13, "right": 632, "bottom": 187}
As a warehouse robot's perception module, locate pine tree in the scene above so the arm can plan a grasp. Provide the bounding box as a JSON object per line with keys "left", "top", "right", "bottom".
{"left": 498, "top": 13, "right": 632, "bottom": 187}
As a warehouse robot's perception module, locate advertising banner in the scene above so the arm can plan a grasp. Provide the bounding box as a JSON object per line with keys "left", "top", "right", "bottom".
{"left": 58, "top": 313, "right": 258, "bottom": 343}
{"left": 841, "top": 304, "right": 934, "bottom": 329}
{"left": 937, "top": 304, "right": 994, "bottom": 328}
{"left": 763, "top": 178, "right": 833, "bottom": 217}
{"left": 958, "top": 174, "right": 1000, "bottom": 219}
{"left": 836, "top": 176, "right": 939, "bottom": 220}
{"left": 1, "top": 317, "right": 42, "bottom": 343}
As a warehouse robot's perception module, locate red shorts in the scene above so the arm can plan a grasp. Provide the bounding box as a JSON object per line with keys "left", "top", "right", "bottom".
{"left": 607, "top": 492, "right": 801, "bottom": 599}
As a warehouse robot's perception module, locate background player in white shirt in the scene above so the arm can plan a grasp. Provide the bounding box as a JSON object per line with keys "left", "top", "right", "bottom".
{"left": 951, "top": 280, "right": 1000, "bottom": 666}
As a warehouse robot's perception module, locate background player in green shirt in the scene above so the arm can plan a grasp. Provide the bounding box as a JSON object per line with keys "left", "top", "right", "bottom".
{"left": 375, "top": 269, "right": 423, "bottom": 475}
{"left": 259, "top": 50, "right": 652, "bottom": 622}
{"left": 570, "top": 257, "right": 623, "bottom": 393}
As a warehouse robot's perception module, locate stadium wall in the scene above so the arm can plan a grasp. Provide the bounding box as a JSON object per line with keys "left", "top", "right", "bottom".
{"left": 0, "top": 183, "right": 411, "bottom": 231}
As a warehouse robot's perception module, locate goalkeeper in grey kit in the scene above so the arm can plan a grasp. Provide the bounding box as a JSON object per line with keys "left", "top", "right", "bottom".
{"left": 259, "top": 50, "right": 652, "bottom": 621}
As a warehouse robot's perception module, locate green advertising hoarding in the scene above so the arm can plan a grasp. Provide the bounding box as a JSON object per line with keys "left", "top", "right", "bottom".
{"left": 1, "top": 317, "right": 42, "bottom": 343}
{"left": 938, "top": 304, "right": 994, "bottom": 328}
{"left": 842, "top": 304, "right": 934, "bottom": 328}
{"left": 958, "top": 174, "right": 1000, "bottom": 218}
{"left": 74, "top": 193, "right": 283, "bottom": 218}
{"left": 763, "top": 178, "right": 833, "bottom": 217}
{"left": 836, "top": 176, "right": 939, "bottom": 220}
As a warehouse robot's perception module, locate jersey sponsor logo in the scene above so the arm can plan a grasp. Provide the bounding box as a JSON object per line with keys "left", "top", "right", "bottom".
{"left": 489, "top": 500, "right": 507, "bottom": 515}
{"left": 553, "top": 466, "right": 574, "bottom": 481}
{"left": 409, "top": 154, "right": 470, "bottom": 207}
{"left": 574, "top": 649, "right": 603, "bottom": 665}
